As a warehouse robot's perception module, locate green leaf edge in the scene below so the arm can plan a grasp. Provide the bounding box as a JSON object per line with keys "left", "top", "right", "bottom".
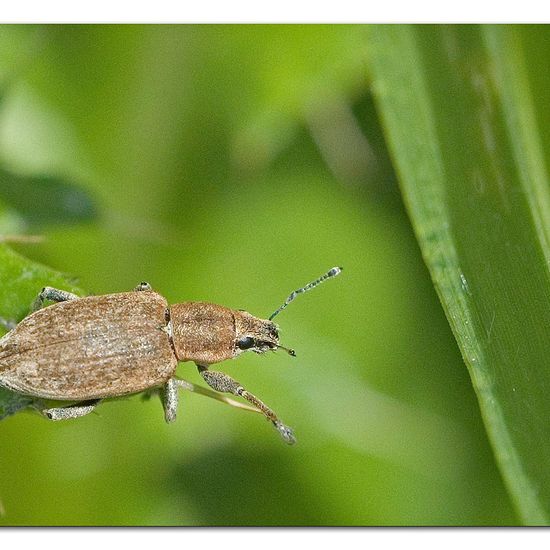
{"left": 367, "top": 24, "right": 550, "bottom": 525}
{"left": 0, "top": 242, "right": 83, "bottom": 420}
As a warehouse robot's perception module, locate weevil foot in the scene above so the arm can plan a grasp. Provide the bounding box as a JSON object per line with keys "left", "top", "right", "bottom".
{"left": 274, "top": 421, "right": 296, "bottom": 445}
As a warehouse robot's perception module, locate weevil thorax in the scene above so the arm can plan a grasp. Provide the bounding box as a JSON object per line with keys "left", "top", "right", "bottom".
{"left": 169, "top": 302, "right": 279, "bottom": 365}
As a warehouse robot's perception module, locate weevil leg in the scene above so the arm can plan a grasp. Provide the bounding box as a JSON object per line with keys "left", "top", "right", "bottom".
{"left": 196, "top": 364, "right": 296, "bottom": 445}
{"left": 162, "top": 378, "right": 179, "bottom": 423}
{"left": 42, "top": 399, "right": 101, "bottom": 421}
{"left": 161, "top": 377, "right": 238, "bottom": 423}
{"left": 32, "top": 286, "right": 80, "bottom": 311}
{"left": 164, "top": 376, "right": 262, "bottom": 412}
{"left": 134, "top": 282, "right": 153, "bottom": 292}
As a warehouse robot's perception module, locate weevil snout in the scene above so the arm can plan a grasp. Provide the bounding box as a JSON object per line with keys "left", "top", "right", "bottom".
{"left": 234, "top": 312, "right": 289, "bottom": 355}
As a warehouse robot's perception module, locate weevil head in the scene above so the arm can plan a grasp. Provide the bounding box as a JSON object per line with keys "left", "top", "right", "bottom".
{"left": 169, "top": 302, "right": 294, "bottom": 365}
{"left": 233, "top": 310, "right": 284, "bottom": 356}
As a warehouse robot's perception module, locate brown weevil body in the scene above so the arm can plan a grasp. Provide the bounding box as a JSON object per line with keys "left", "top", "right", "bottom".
{"left": 0, "top": 267, "right": 342, "bottom": 444}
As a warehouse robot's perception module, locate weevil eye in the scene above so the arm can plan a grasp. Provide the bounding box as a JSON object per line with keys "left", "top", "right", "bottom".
{"left": 237, "top": 336, "right": 255, "bottom": 350}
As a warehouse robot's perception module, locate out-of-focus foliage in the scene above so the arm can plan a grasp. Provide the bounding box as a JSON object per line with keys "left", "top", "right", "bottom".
{"left": 0, "top": 25, "right": 520, "bottom": 525}
{"left": 0, "top": 169, "right": 97, "bottom": 228}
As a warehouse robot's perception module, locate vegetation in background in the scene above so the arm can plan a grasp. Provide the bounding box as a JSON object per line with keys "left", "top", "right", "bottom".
{"left": 2, "top": 24, "right": 546, "bottom": 525}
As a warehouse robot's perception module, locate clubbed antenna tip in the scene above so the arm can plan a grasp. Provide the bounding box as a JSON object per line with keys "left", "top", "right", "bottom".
{"left": 268, "top": 266, "right": 343, "bottom": 321}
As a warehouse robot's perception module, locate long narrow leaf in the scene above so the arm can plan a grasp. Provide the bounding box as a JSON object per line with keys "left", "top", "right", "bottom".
{"left": 367, "top": 25, "right": 550, "bottom": 525}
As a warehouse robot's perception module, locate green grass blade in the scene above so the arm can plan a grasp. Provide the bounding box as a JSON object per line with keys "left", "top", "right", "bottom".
{"left": 367, "top": 24, "right": 550, "bottom": 525}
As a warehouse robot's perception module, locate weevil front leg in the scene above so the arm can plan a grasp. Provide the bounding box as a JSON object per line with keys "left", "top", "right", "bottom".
{"left": 32, "top": 286, "right": 80, "bottom": 312}
{"left": 42, "top": 399, "right": 101, "bottom": 421}
{"left": 196, "top": 364, "right": 296, "bottom": 445}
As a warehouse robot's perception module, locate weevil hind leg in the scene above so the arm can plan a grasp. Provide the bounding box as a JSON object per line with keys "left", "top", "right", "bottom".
{"left": 32, "top": 286, "right": 80, "bottom": 312}
{"left": 196, "top": 364, "right": 296, "bottom": 445}
{"left": 42, "top": 399, "right": 101, "bottom": 421}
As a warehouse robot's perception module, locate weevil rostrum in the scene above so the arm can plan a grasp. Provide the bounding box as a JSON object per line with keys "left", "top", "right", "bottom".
{"left": 0, "top": 267, "right": 342, "bottom": 444}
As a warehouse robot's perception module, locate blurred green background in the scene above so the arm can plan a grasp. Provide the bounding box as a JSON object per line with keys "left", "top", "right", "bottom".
{"left": 0, "top": 25, "right": 517, "bottom": 525}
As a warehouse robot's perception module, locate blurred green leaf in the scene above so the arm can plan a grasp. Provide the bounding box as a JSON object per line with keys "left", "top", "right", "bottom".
{"left": 367, "top": 25, "right": 550, "bottom": 525}
{"left": 0, "top": 243, "right": 81, "bottom": 418}
{"left": 0, "top": 168, "right": 98, "bottom": 228}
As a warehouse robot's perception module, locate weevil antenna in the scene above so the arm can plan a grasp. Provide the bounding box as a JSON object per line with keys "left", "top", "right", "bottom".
{"left": 268, "top": 266, "right": 343, "bottom": 321}
{"left": 277, "top": 344, "right": 297, "bottom": 357}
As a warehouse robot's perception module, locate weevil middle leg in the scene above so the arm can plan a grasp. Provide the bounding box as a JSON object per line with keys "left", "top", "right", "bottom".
{"left": 196, "top": 364, "right": 296, "bottom": 444}
{"left": 159, "top": 377, "right": 259, "bottom": 423}
{"left": 162, "top": 378, "right": 179, "bottom": 423}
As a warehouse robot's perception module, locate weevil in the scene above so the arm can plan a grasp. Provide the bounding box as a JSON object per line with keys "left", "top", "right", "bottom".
{"left": 0, "top": 267, "right": 342, "bottom": 444}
